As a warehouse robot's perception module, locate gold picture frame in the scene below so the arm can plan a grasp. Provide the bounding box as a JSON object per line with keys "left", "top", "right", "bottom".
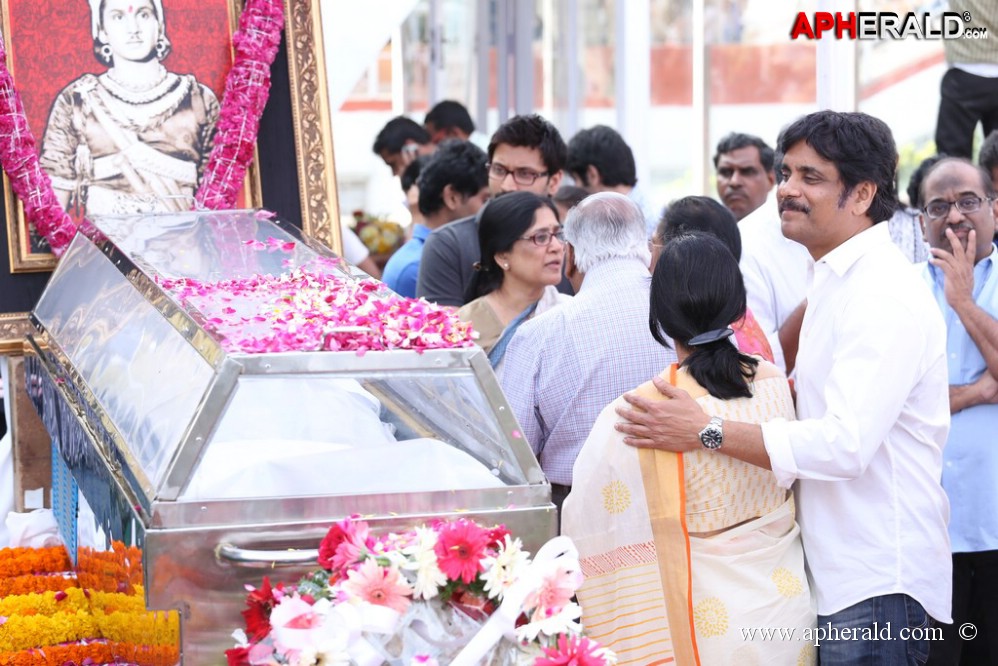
{"left": 284, "top": 0, "right": 341, "bottom": 254}
{"left": 0, "top": 0, "right": 341, "bottom": 353}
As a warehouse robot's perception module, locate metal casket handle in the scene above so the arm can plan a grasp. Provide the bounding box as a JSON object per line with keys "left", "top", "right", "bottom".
{"left": 216, "top": 542, "right": 320, "bottom": 567}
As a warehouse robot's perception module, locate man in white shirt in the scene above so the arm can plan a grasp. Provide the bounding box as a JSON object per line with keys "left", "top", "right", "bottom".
{"left": 738, "top": 191, "right": 811, "bottom": 373}
{"left": 714, "top": 132, "right": 775, "bottom": 222}
{"left": 718, "top": 133, "right": 811, "bottom": 373}
{"left": 615, "top": 110, "right": 952, "bottom": 665}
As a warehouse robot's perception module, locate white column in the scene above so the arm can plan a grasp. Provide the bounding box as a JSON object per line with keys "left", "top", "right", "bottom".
{"left": 514, "top": 0, "right": 536, "bottom": 116}
{"left": 691, "top": 0, "right": 709, "bottom": 196}
{"left": 615, "top": 0, "right": 652, "bottom": 191}
{"left": 816, "top": 0, "right": 858, "bottom": 111}
{"left": 475, "top": 0, "right": 490, "bottom": 132}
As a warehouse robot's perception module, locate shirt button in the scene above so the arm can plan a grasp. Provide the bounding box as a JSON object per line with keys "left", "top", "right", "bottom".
{"left": 946, "top": 461, "right": 953, "bottom": 468}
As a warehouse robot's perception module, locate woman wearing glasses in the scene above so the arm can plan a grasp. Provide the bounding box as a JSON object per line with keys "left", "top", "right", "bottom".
{"left": 458, "top": 191, "right": 571, "bottom": 370}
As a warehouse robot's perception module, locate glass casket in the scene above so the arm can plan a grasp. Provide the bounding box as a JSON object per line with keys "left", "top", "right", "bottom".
{"left": 24, "top": 210, "right": 556, "bottom": 663}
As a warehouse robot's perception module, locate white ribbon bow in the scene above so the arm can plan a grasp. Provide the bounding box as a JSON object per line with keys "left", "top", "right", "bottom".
{"left": 450, "top": 535, "right": 581, "bottom": 666}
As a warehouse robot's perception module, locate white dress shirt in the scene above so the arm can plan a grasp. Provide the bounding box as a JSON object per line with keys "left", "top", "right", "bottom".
{"left": 761, "top": 223, "right": 952, "bottom": 623}
{"left": 739, "top": 194, "right": 812, "bottom": 373}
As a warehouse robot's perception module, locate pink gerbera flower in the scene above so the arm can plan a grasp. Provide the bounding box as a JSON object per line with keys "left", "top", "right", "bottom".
{"left": 434, "top": 518, "right": 491, "bottom": 584}
{"left": 536, "top": 635, "right": 611, "bottom": 666}
{"left": 524, "top": 563, "right": 584, "bottom": 622}
{"left": 341, "top": 558, "right": 413, "bottom": 613}
{"left": 318, "top": 518, "right": 370, "bottom": 575}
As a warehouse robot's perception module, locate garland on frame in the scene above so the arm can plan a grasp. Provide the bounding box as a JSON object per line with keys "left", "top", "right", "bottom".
{"left": 0, "top": 34, "right": 76, "bottom": 255}
{"left": 195, "top": 0, "right": 285, "bottom": 209}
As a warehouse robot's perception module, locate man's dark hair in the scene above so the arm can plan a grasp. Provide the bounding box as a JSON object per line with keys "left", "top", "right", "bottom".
{"left": 424, "top": 100, "right": 475, "bottom": 136}
{"left": 650, "top": 232, "right": 758, "bottom": 400}
{"left": 979, "top": 131, "right": 998, "bottom": 175}
{"left": 906, "top": 153, "right": 949, "bottom": 209}
{"left": 400, "top": 155, "right": 431, "bottom": 193}
{"left": 713, "top": 132, "right": 775, "bottom": 173}
{"left": 657, "top": 196, "right": 741, "bottom": 260}
{"left": 553, "top": 185, "right": 590, "bottom": 216}
{"left": 416, "top": 140, "right": 488, "bottom": 216}
{"left": 372, "top": 116, "right": 430, "bottom": 155}
{"left": 777, "top": 111, "right": 898, "bottom": 224}
{"left": 565, "top": 125, "right": 637, "bottom": 188}
{"left": 487, "top": 114, "right": 567, "bottom": 175}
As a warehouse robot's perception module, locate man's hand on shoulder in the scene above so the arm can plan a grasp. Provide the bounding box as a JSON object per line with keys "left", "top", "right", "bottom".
{"left": 615, "top": 376, "right": 708, "bottom": 452}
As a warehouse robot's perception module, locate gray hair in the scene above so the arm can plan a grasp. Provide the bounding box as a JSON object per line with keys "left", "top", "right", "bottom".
{"left": 563, "top": 192, "right": 651, "bottom": 273}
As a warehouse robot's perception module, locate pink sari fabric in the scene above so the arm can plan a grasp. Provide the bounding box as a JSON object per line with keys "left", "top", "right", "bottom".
{"left": 733, "top": 307, "right": 774, "bottom": 362}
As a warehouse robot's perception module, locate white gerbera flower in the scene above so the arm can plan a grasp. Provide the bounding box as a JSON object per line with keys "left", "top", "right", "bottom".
{"left": 403, "top": 526, "right": 448, "bottom": 600}
{"left": 480, "top": 535, "right": 530, "bottom": 600}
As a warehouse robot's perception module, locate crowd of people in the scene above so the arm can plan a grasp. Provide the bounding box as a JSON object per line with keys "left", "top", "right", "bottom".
{"left": 363, "top": 97, "right": 998, "bottom": 665}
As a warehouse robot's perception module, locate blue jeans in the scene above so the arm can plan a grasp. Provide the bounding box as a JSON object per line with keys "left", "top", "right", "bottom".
{"left": 818, "top": 594, "right": 931, "bottom": 665}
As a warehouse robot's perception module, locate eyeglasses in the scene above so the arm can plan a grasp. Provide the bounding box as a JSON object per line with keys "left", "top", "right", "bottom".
{"left": 488, "top": 163, "right": 549, "bottom": 186}
{"left": 519, "top": 227, "right": 566, "bottom": 246}
{"left": 922, "top": 195, "right": 993, "bottom": 220}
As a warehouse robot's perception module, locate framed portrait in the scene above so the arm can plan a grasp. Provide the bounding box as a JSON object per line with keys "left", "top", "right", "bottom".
{"left": 0, "top": 0, "right": 341, "bottom": 348}
{"left": 0, "top": 0, "right": 265, "bottom": 273}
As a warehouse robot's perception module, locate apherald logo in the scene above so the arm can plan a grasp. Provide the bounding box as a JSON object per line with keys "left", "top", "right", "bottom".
{"left": 789, "top": 11, "right": 987, "bottom": 40}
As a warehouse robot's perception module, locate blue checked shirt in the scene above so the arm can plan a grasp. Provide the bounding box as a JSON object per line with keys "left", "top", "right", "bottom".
{"left": 500, "top": 258, "right": 676, "bottom": 485}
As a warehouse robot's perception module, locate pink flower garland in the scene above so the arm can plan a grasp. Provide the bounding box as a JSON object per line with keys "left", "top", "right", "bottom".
{"left": 195, "top": 0, "right": 285, "bottom": 210}
{"left": 0, "top": 34, "right": 77, "bottom": 255}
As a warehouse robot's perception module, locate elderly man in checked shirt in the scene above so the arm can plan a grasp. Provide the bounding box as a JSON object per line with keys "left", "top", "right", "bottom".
{"left": 500, "top": 192, "right": 675, "bottom": 517}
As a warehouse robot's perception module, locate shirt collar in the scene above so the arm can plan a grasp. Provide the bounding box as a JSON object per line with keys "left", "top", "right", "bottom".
{"left": 819, "top": 222, "right": 891, "bottom": 277}
{"left": 412, "top": 224, "right": 431, "bottom": 241}
{"left": 580, "top": 257, "right": 651, "bottom": 291}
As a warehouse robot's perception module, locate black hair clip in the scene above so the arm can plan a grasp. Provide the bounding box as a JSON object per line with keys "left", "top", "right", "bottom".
{"left": 688, "top": 327, "right": 734, "bottom": 347}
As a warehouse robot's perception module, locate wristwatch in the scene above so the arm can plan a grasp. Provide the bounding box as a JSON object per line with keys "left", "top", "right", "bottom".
{"left": 698, "top": 416, "right": 724, "bottom": 450}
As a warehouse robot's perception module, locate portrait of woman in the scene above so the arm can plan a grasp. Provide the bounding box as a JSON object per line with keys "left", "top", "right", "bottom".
{"left": 37, "top": 0, "right": 220, "bottom": 217}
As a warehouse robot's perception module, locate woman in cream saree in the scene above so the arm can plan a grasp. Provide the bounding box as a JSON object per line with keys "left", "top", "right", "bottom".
{"left": 562, "top": 233, "right": 815, "bottom": 666}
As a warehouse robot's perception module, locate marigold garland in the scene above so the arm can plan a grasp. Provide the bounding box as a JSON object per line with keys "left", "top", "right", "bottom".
{"left": 0, "top": 547, "right": 71, "bottom": 578}
{"left": 0, "top": 543, "right": 179, "bottom": 666}
{"left": 195, "top": 0, "right": 284, "bottom": 209}
{"left": 0, "top": 35, "right": 77, "bottom": 255}
{"left": 0, "top": 610, "right": 98, "bottom": 652}
{"left": 76, "top": 543, "right": 144, "bottom": 592}
{"left": 0, "top": 574, "right": 77, "bottom": 598}
{"left": 0, "top": 640, "right": 179, "bottom": 666}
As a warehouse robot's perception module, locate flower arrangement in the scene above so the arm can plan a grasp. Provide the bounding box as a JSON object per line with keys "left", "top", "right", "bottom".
{"left": 0, "top": 543, "right": 180, "bottom": 666}
{"left": 0, "top": 34, "right": 77, "bottom": 255}
{"left": 195, "top": 0, "right": 284, "bottom": 210}
{"left": 158, "top": 248, "right": 475, "bottom": 354}
{"left": 352, "top": 211, "right": 404, "bottom": 255}
{"left": 227, "top": 517, "right": 615, "bottom": 666}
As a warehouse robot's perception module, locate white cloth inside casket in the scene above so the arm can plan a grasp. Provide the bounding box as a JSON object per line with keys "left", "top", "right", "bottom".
{"left": 181, "top": 377, "right": 503, "bottom": 499}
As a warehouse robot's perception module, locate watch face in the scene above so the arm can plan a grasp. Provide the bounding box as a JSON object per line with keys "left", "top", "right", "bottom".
{"left": 700, "top": 423, "right": 723, "bottom": 450}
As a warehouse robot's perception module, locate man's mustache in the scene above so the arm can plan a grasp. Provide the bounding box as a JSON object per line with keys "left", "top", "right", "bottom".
{"left": 779, "top": 199, "right": 810, "bottom": 215}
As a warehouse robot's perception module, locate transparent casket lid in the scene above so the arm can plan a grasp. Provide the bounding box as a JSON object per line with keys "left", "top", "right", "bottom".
{"left": 31, "top": 210, "right": 538, "bottom": 504}
{"left": 180, "top": 368, "right": 530, "bottom": 500}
